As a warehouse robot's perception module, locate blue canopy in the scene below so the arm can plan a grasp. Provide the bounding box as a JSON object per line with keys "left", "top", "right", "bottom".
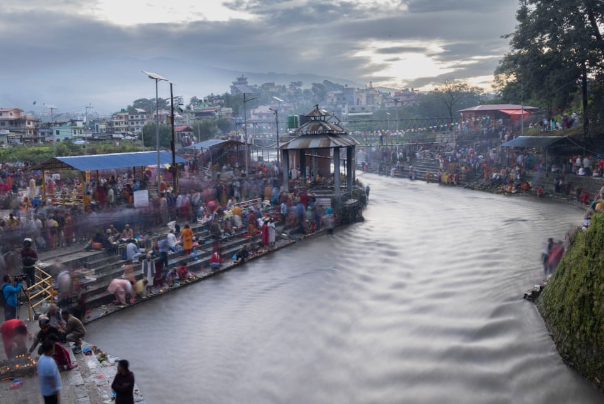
{"left": 32, "top": 151, "right": 188, "bottom": 172}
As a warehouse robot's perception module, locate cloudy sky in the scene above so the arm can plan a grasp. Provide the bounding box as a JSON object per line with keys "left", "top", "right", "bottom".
{"left": 0, "top": 0, "right": 518, "bottom": 113}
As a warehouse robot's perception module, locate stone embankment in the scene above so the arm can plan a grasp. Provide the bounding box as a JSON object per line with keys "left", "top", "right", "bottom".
{"left": 537, "top": 213, "right": 604, "bottom": 390}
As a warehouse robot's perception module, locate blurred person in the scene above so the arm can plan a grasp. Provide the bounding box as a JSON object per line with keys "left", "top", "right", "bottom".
{"left": 21, "top": 238, "right": 38, "bottom": 288}
{"left": 0, "top": 318, "right": 28, "bottom": 359}
{"left": 37, "top": 340, "right": 62, "bottom": 404}
{"left": 107, "top": 279, "right": 133, "bottom": 306}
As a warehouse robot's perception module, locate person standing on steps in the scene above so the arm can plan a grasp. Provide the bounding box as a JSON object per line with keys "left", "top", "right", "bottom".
{"left": 2, "top": 274, "right": 23, "bottom": 321}
{"left": 21, "top": 238, "right": 38, "bottom": 288}
{"left": 181, "top": 223, "right": 193, "bottom": 255}
{"left": 112, "top": 359, "right": 135, "bottom": 404}
{"left": 37, "top": 340, "right": 62, "bottom": 404}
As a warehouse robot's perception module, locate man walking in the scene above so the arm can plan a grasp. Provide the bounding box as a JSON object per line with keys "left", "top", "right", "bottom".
{"left": 61, "top": 310, "right": 86, "bottom": 354}
{"left": 37, "top": 340, "right": 62, "bottom": 404}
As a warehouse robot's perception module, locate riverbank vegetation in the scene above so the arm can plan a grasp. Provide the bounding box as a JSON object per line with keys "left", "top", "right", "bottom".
{"left": 538, "top": 214, "right": 604, "bottom": 389}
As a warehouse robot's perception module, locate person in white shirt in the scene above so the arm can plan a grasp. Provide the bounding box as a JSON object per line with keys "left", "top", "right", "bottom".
{"left": 166, "top": 230, "right": 177, "bottom": 251}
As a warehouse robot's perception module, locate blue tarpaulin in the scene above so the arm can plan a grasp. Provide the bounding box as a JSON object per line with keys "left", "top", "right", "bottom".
{"left": 33, "top": 151, "right": 187, "bottom": 172}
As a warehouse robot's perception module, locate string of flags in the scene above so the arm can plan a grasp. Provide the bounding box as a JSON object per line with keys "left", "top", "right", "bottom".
{"left": 237, "top": 116, "right": 491, "bottom": 138}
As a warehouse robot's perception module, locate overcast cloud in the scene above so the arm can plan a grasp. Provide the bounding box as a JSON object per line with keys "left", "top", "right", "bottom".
{"left": 0, "top": 0, "right": 518, "bottom": 112}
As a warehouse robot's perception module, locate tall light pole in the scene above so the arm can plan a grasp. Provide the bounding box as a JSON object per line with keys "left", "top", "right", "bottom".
{"left": 269, "top": 107, "right": 279, "bottom": 167}
{"left": 46, "top": 105, "right": 58, "bottom": 156}
{"left": 169, "top": 82, "right": 177, "bottom": 192}
{"left": 143, "top": 71, "right": 168, "bottom": 193}
{"left": 386, "top": 112, "right": 390, "bottom": 132}
{"left": 85, "top": 103, "right": 93, "bottom": 155}
{"left": 243, "top": 92, "right": 257, "bottom": 176}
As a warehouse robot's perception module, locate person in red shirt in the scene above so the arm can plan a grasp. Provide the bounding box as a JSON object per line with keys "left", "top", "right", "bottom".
{"left": 177, "top": 264, "right": 188, "bottom": 280}
{"left": 1, "top": 318, "right": 28, "bottom": 358}
{"left": 210, "top": 248, "right": 223, "bottom": 270}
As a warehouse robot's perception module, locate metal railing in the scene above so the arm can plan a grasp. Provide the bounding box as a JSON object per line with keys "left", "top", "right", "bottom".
{"left": 26, "top": 266, "right": 55, "bottom": 321}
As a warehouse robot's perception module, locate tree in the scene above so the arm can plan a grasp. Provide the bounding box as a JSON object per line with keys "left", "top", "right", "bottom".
{"left": 216, "top": 117, "right": 232, "bottom": 134}
{"left": 190, "top": 119, "right": 219, "bottom": 142}
{"left": 311, "top": 82, "right": 327, "bottom": 103}
{"left": 431, "top": 78, "right": 483, "bottom": 121}
{"left": 495, "top": 0, "right": 604, "bottom": 136}
{"left": 140, "top": 123, "right": 172, "bottom": 149}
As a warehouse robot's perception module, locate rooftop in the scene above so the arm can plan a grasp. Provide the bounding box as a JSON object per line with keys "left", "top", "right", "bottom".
{"left": 459, "top": 104, "right": 539, "bottom": 113}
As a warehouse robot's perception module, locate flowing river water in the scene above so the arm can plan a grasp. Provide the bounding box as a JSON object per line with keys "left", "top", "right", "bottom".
{"left": 87, "top": 174, "right": 604, "bottom": 403}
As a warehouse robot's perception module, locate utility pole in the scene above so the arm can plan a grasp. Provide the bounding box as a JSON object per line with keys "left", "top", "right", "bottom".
{"left": 269, "top": 107, "right": 280, "bottom": 167}
{"left": 85, "top": 104, "right": 93, "bottom": 155}
{"left": 170, "top": 82, "right": 177, "bottom": 192}
{"left": 243, "top": 93, "right": 258, "bottom": 176}
{"left": 521, "top": 83, "right": 524, "bottom": 136}
{"left": 49, "top": 106, "right": 57, "bottom": 157}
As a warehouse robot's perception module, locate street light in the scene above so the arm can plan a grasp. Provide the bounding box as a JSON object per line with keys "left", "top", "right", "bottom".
{"left": 269, "top": 107, "right": 280, "bottom": 167}
{"left": 45, "top": 105, "right": 58, "bottom": 156}
{"left": 243, "top": 92, "right": 257, "bottom": 176}
{"left": 386, "top": 112, "right": 390, "bottom": 131}
{"left": 143, "top": 71, "right": 168, "bottom": 194}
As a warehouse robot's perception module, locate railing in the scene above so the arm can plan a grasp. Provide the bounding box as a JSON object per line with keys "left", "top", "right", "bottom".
{"left": 26, "top": 266, "right": 55, "bottom": 321}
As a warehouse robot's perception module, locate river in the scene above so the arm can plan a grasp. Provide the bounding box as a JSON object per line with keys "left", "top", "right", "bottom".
{"left": 87, "top": 173, "right": 604, "bottom": 403}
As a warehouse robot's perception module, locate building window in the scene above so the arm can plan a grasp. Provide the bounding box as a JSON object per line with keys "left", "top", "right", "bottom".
{"left": 56, "top": 130, "right": 59, "bottom": 135}
{"left": 0, "top": 122, "right": 4, "bottom": 126}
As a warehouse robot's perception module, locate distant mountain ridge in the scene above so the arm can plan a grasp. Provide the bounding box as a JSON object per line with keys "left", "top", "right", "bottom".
{"left": 0, "top": 56, "right": 361, "bottom": 113}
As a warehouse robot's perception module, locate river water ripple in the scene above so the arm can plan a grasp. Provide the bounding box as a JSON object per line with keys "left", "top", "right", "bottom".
{"left": 88, "top": 174, "right": 604, "bottom": 403}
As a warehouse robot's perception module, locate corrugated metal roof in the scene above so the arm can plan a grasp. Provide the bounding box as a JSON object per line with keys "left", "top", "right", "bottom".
{"left": 305, "top": 108, "right": 331, "bottom": 117}
{"left": 32, "top": 151, "right": 187, "bottom": 171}
{"left": 501, "top": 136, "right": 570, "bottom": 148}
{"left": 279, "top": 134, "right": 358, "bottom": 150}
{"left": 459, "top": 104, "right": 539, "bottom": 112}
{"left": 295, "top": 121, "right": 347, "bottom": 135}
{"left": 187, "top": 139, "right": 244, "bottom": 150}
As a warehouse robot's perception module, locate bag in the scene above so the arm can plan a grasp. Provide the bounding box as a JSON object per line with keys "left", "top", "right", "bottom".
{"left": 91, "top": 242, "right": 103, "bottom": 250}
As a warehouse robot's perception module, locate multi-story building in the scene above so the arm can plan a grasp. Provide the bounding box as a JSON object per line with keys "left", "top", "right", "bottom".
{"left": 128, "top": 109, "right": 147, "bottom": 134}
{"left": 0, "top": 108, "right": 38, "bottom": 141}
{"left": 51, "top": 121, "right": 84, "bottom": 142}
{"left": 109, "top": 111, "right": 129, "bottom": 134}
{"left": 230, "top": 75, "right": 249, "bottom": 95}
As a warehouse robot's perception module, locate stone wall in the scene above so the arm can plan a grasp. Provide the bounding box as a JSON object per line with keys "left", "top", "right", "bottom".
{"left": 537, "top": 213, "right": 604, "bottom": 389}
{"left": 525, "top": 171, "right": 604, "bottom": 200}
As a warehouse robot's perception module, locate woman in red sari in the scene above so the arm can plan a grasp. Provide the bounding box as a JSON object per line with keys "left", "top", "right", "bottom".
{"left": 261, "top": 220, "right": 269, "bottom": 247}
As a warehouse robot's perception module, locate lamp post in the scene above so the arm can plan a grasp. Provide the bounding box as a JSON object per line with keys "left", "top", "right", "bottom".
{"left": 84, "top": 104, "right": 93, "bottom": 155}
{"left": 269, "top": 107, "right": 279, "bottom": 167}
{"left": 46, "top": 105, "right": 58, "bottom": 156}
{"left": 243, "top": 92, "right": 257, "bottom": 176}
{"left": 143, "top": 71, "right": 168, "bottom": 193}
{"left": 386, "top": 112, "right": 390, "bottom": 132}
{"left": 169, "top": 82, "right": 178, "bottom": 192}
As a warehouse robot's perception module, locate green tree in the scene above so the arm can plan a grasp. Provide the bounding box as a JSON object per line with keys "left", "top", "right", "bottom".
{"left": 140, "top": 123, "right": 172, "bottom": 149}
{"left": 431, "top": 78, "right": 483, "bottom": 121}
{"left": 216, "top": 117, "right": 232, "bottom": 134}
{"left": 495, "top": 0, "right": 604, "bottom": 136}
{"left": 190, "top": 119, "right": 219, "bottom": 142}
{"left": 311, "top": 82, "right": 327, "bottom": 103}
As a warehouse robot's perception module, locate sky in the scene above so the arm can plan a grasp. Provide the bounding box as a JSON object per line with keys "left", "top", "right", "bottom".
{"left": 0, "top": 0, "right": 519, "bottom": 113}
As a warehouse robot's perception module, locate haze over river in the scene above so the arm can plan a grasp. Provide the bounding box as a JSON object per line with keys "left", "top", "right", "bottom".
{"left": 88, "top": 174, "right": 604, "bottom": 403}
